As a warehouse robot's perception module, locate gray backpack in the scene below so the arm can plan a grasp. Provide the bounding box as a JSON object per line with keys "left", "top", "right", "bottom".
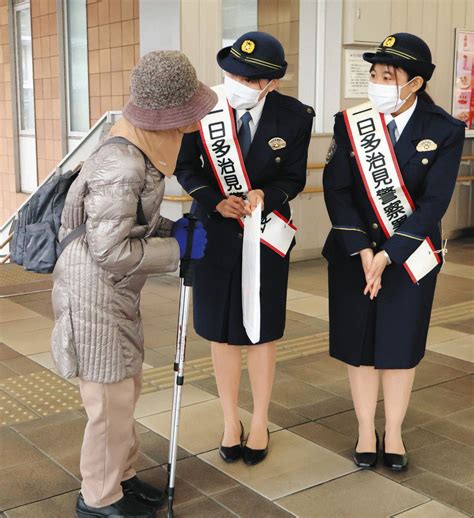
{"left": 10, "top": 137, "right": 146, "bottom": 274}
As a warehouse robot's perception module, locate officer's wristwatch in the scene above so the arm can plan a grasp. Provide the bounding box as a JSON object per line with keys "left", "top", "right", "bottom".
{"left": 382, "top": 250, "right": 392, "bottom": 265}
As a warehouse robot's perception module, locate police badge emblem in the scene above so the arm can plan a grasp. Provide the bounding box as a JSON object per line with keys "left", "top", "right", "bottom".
{"left": 383, "top": 36, "right": 396, "bottom": 47}
{"left": 416, "top": 139, "right": 437, "bottom": 152}
{"left": 241, "top": 40, "right": 256, "bottom": 54}
{"left": 268, "top": 137, "right": 286, "bottom": 150}
{"left": 326, "top": 138, "right": 337, "bottom": 164}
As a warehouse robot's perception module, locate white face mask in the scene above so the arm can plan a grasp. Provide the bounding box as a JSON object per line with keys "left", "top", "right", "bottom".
{"left": 224, "top": 75, "right": 273, "bottom": 110}
{"left": 368, "top": 78, "right": 415, "bottom": 114}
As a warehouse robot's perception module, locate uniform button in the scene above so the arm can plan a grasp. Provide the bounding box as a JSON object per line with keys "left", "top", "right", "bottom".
{"left": 306, "top": 107, "right": 313, "bottom": 114}
{"left": 372, "top": 222, "right": 378, "bottom": 230}
{"left": 238, "top": 233, "right": 243, "bottom": 239}
{"left": 371, "top": 241, "right": 377, "bottom": 248}
{"left": 421, "top": 158, "right": 429, "bottom": 165}
{"left": 349, "top": 151, "right": 355, "bottom": 157}
{"left": 275, "top": 156, "right": 281, "bottom": 164}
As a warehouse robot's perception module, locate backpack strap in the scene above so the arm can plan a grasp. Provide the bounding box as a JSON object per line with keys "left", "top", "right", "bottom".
{"left": 101, "top": 137, "right": 148, "bottom": 225}
{"left": 57, "top": 223, "right": 86, "bottom": 255}
{"left": 57, "top": 137, "right": 150, "bottom": 257}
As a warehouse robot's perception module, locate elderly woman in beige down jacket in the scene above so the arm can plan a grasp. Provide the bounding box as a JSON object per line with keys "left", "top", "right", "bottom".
{"left": 51, "top": 51, "right": 216, "bottom": 518}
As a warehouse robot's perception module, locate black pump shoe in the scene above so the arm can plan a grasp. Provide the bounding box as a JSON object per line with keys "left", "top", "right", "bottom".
{"left": 243, "top": 429, "right": 270, "bottom": 466}
{"left": 383, "top": 433, "right": 408, "bottom": 471}
{"left": 353, "top": 431, "right": 379, "bottom": 469}
{"left": 121, "top": 475, "right": 165, "bottom": 508}
{"left": 76, "top": 493, "right": 156, "bottom": 518}
{"left": 219, "top": 421, "right": 245, "bottom": 463}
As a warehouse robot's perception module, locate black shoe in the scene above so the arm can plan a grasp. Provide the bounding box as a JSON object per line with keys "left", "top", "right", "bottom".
{"left": 219, "top": 421, "right": 245, "bottom": 463}
{"left": 76, "top": 493, "right": 155, "bottom": 517}
{"left": 353, "top": 431, "right": 379, "bottom": 469}
{"left": 121, "top": 475, "right": 165, "bottom": 508}
{"left": 243, "top": 429, "right": 270, "bottom": 466}
{"left": 383, "top": 433, "right": 408, "bottom": 471}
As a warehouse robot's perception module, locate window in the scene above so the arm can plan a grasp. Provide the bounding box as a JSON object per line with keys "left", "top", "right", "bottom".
{"left": 64, "top": 0, "right": 89, "bottom": 135}
{"left": 13, "top": 0, "right": 37, "bottom": 193}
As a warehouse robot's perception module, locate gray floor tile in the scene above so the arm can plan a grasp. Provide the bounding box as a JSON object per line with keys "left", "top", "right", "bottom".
{"left": 408, "top": 439, "right": 474, "bottom": 484}
{"left": 173, "top": 457, "right": 239, "bottom": 496}
{"left": 4, "top": 490, "right": 78, "bottom": 518}
{"left": 0, "top": 459, "right": 79, "bottom": 511}
{"left": 276, "top": 470, "right": 428, "bottom": 518}
{"left": 200, "top": 429, "right": 357, "bottom": 501}
{"left": 403, "top": 472, "right": 474, "bottom": 516}
{"left": 214, "top": 486, "right": 293, "bottom": 517}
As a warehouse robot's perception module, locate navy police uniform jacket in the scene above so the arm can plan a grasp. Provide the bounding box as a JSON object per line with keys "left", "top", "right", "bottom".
{"left": 175, "top": 90, "right": 314, "bottom": 345}
{"left": 323, "top": 98, "right": 465, "bottom": 368}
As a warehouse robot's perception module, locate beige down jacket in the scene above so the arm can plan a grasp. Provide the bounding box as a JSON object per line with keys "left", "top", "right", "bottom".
{"left": 51, "top": 140, "right": 180, "bottom": 383}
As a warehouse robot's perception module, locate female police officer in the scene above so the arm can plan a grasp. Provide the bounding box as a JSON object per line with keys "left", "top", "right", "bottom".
{"left": 323, "top": 33, "right": 465, "bottom": 471}
{"left": 175, "top": 32, "right": 314, "bottom": 465}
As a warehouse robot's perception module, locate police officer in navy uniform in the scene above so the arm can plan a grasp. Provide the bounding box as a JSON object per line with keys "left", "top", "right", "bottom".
{"left": 175, "top": 31, "right": 314, "bottom": 465}
{"left": 323, "top": 33, "right": 465, "bottom": 471}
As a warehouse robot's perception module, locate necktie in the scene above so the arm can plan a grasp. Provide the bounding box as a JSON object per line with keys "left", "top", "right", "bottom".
{"left": 387, "top": 119, "right": 398, "bottom": 146}
{"left": 238, "top": 111, "right": 252, "bottom": 159}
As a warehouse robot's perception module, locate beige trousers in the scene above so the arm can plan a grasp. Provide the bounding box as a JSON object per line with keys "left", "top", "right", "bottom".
{"left": 79, "top": 371, "right": 142, "bottom": 508}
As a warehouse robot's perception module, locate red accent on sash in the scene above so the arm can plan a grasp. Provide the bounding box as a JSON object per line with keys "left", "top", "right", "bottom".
{"left": 198, "top": 120, "right": 225, "bottom": 196}
{"left": 343, "top": 109, "right": 416, "bottom": 239}
{"left": 343, "top": 110, "right": 391, "bottom": 238}
{"left": 198, "top": 100, "right": 252, "bottom": 196}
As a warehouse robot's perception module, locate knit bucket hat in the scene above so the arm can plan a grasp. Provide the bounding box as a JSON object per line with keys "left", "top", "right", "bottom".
{"left": 123, "top": 50, "right": 217, "bottom": 131}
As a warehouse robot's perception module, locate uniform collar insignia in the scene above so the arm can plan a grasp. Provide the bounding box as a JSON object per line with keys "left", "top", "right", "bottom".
{"left": 268, "top": 137, "right": 286, "bottom": 150}
{"left": 416, "top": 139, "right": 437, "bottom": 152}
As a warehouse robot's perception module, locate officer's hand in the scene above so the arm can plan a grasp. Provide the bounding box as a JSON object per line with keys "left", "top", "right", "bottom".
{"left": 216, "top": 196, "right": 247, "bottom": 219}
{"left": 244, "top": 189, "right": 265, "bottom": 215}
{"left": 360, "top": 248, "right": 374, "bottom": 280}
{"left": 364, "top": 251, "right": 388, "bottom": 299}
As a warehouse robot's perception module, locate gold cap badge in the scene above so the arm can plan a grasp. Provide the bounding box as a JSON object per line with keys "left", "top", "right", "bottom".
{"left": 416, "top": 139, "right": 437, "bottom": 152}
{"left": 241, "top": 40, "right": 255, "bottom": 54}
{"left": 268, "top": 137, "right": 286, "bottom": 150}
{"left": 383, "top": 36, "right": 396, "bottom": 48}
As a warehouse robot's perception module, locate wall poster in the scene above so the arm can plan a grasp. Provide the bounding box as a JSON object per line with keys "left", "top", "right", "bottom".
{"left": 452, "top": 29, "right": 474, "bottom": 135}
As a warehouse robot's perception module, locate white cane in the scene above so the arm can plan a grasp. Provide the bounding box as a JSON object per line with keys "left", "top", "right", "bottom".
{"left": 166, "top": 214, "right": 197, "bottom": 518}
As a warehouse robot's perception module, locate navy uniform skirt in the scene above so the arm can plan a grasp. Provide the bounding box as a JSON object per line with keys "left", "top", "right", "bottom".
{"left": 192, "top": 215, "right": 291, "bottom": 345}
{"left": 326, "top": 241, "right": 438, "bottom": 369}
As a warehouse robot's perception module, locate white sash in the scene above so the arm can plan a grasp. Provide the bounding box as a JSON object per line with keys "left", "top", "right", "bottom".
{"left": 199, "top": 84, "right": 296, "bottom": 258}
{"left": 344, "top": 102, "right": 441, "bottom": 283}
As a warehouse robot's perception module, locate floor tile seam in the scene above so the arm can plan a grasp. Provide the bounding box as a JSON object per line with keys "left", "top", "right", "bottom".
{"left": 389, "top": 499, "right": 436, "bottom": 517}
{"left": 417, "top": 414, "right": 474, "bottom": 436}
{"left": 400, "top": 472, "right": 474, "bottom": 502}
{"left": 430, "top": 317, "right": 474, "bottom": 327}
{"left": 431, "top": 302, "right": 474, "bottom": 315}
{"left": 1, "top": 489, "right": 79, "bottom": 514}
{"left": 409, "top": 373, "right": 473, "bottom": 395}
{"left": 272, "top": 469, "right": 362, "bottom": 503}
{"left": 11, "top": 427, "right": 82, "bottom": 485}
{"left": 390, "top": 499, "right": 471, "bottom": 517}
{"left": 208, "top": 488, "right": 287, "bottom": 517}
{"left": 406, "top": 429, "right": 473, "bottom": 454}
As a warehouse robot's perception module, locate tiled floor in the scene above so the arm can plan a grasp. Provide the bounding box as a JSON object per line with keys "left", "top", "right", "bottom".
{"left": 0, "top": 238, "right": 473, "bottom": 517}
